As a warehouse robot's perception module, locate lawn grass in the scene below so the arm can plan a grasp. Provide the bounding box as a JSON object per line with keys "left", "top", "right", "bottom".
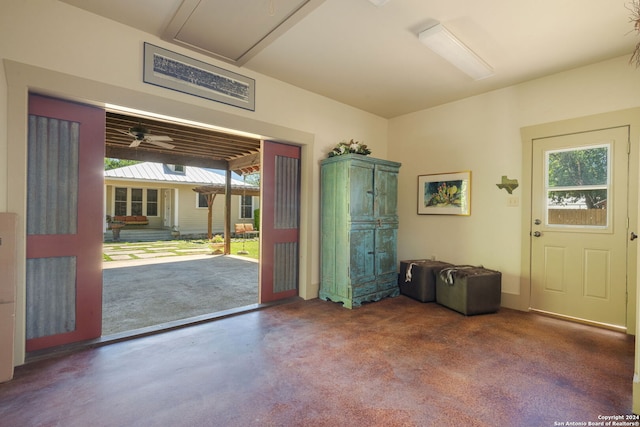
{"left": 230, "top": 240, "right": 260, "bottom": 259}
{"left": 103, "top": 239, "right": 260, "bottom": 261}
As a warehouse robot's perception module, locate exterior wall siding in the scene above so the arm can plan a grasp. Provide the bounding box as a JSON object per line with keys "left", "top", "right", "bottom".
{"left": 105, "top": 180, "right": 248, "bottom": 236}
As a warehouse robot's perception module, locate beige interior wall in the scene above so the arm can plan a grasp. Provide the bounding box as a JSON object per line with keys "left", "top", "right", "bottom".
{"left": 0, "top": 213, "right": 17, "bottom": 382}
{"left": 390, "top": 55, "right": 640, "bottom": 301}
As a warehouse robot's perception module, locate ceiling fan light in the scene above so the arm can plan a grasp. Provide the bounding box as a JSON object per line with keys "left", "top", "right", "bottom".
{"left": 418, "top": 23, "right": 494, "bottom": 80}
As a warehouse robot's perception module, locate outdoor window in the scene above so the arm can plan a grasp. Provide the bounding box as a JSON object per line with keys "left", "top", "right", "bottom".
{"left": 113, "top": 187, "right": 159, "bottom": 217}
{"left": 240, "top": 195, "right": 253, "bottom": 219}
{"left": 167, "top": 164, "right": 186, "bottom": 174}
{"left": 545, "top": 144, "right": 610, "bottom": 227}
{"left": 197, "top": 193, "right": 208, "bottom": 208}
{"left": 114, "top": 187, "right": 127, "bottom": 216}
{"left": 147, "top": 189, "right": 158, "bottom": 216}
{"left": 131, "top": 188, "right": 143, "bottom": 216}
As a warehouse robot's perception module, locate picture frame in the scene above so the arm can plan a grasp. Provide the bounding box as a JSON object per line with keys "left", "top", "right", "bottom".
{"left": 418, "top": 171, "right": 471, "bottom": 215}
{"left": 143, "top": 43, "right": 255, "bottom": 111}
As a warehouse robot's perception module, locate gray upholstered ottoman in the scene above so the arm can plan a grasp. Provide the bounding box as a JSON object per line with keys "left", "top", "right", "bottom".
{"left": 435, "top": 266, "right": 501, "bottom": 315}
{"left": 398, "top": 260, "right": 453, "bottom": 302}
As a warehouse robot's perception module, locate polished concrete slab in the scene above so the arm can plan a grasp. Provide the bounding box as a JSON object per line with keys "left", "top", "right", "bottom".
{"left": 0, "top": 296, "right": 634, "bottom": 426}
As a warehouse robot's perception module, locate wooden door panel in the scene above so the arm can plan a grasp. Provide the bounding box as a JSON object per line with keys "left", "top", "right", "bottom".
{"left": 26, "top": 94, "right": 104, "bottom": 351}
{"left": 375, "top": 164, "right": 399, "bottom": 221}
{"left": 376, "top": 227, "right": 397, "bottom": 277}
{"left": 349, "top": 228, "right": 375, "bottom": 283}
{"left": 260, "top": 141, "right": 300, "bottom": 303}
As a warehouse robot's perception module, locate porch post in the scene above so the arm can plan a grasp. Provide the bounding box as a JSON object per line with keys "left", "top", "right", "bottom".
{"left": 224, "top": 169, "right": 232, "bottom": 254}
{"left": 173, "top": 189, "right": 179, "bottom": 231}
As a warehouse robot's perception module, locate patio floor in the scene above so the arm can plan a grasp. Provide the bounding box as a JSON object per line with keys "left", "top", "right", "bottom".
{"left": 102, "top": 251, "right": 259, "bottom": 336}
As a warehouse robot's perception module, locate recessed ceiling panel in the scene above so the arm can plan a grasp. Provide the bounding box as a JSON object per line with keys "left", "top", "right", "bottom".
{"left": 163, "top": 0, "right": 325, "bottom": 65}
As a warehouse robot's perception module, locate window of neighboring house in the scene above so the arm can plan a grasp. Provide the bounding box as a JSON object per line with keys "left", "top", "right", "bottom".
{"left": 240, "top": 195, "right": 253, "bottom": 219}
{"left": 115, "top": 187, "right": 128, "bottom": 216}
{"left": 131, "top": 188, "right": 143, "bottom": 215}
{"left": 167, "top": 164, "right": 186, "bottom": 174}
{"left": 147, "top": 189, "right": 158, "bottom": 216}
{"left": 197, "top": 193, "right": 209, "bottom": 208}
{"left": 113, "top": 187, "right": 159, "bottom": 216}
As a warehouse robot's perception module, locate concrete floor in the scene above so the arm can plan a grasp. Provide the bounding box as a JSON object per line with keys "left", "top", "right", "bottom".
{"left": 1, "top": 296, "right": 633, "bottom": 426}
{"left": 102, "top": 254, "right": 259, "bottom": 336}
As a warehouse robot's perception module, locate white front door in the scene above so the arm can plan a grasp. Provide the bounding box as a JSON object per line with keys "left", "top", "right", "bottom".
{"left": 530, "top": 126, "right": 630, "bottom": 328}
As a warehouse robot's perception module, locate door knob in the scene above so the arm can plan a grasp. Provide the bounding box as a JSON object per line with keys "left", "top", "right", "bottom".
{"left": 631, "top": 232, "right": 638, "bottom": 241}
{"left": 532, "top": 231, "right": 542, "bottom": 237}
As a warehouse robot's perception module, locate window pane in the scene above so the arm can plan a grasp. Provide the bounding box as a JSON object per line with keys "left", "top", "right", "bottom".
{"left": 131, "top": 188, "right": 143, "bottom": 216}
{"left": 548, "top": 146, "right": 608, "bottom": 187}
{"left": 198, "top": 194, "right": 208, "bottom": 208}
{"left": 545, "top": 144, "right": 609, "bottom": 227}
{"left": 115, "top": 187, "right": 127, "bottom": 216}
{"left": 146, "top": 189, "right": 158, "bottom": 216}
{"left": 241, "top": 195, "right": 252, "bottom": 219}
{"left": 547, "top": 190, "right": 607, "bottom": 226}
{"left": 115, "top": 187, "right": 127, "bottom": 201}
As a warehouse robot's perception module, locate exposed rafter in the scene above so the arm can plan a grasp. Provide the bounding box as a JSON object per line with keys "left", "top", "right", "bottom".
{"left": 105, "top": 111, "right": 262, "bottom": 173}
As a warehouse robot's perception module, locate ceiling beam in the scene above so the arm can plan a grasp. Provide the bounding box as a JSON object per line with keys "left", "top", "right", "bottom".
{"left": 105, "top": 146, "right": 229, "bottom": 170}
{"left": 229, "top": 152, "right": 260, "bottom": 174}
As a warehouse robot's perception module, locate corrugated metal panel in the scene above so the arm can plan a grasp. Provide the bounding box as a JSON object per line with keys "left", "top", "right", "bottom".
{"left": 274, "top": 156, "right": 300, "bottom": 229}
{"left": 273, "top": 242, "right": 298, "bottom": 293}
{"left": 272, "top": 150, "right": 300, "bottom": 293}
{"left": 27, "top": 116, "right": 79, "bottom": 235}
{"left": 26, "top": 257, "right": 76, "bottom": 339}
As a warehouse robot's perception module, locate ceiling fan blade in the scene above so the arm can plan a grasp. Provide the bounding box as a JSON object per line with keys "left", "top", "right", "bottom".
{"left": 146, "top": 135, "right": 173, "bottom": 142}
{"left": 148, "top": 140, "right": 175, "bottom": 149}
{"left": 129, "top": 139, "right": 142, "bottom": 148}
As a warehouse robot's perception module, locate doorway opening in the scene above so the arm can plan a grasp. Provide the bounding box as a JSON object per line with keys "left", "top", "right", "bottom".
{"left": 101, "top": 108, "right": 263, "bottom": 336}
{"left": 9, "top": 61, "right": 311, "bottom": 364}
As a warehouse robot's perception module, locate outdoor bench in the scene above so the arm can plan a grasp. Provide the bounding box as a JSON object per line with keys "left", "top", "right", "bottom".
{"left": 113, "top": 215, "right": 149, "bottom": 225}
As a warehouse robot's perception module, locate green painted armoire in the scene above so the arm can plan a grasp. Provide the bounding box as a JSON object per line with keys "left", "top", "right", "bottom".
{"left": 320, "top": 154, "right": 401, "bottom": 308}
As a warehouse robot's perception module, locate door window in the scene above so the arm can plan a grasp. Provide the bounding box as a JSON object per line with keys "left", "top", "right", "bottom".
{"left": 545, "top": 144, "right": 610, "bottom": 228}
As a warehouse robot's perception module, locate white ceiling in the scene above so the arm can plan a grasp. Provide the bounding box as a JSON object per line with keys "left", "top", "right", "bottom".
{"left": 60, "top": 0, "right": 639, "bottom": 118}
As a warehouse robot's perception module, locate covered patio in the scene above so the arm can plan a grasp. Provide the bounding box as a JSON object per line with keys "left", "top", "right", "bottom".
{"left": 105, "top": 110, "right": 262, "bottom": 253}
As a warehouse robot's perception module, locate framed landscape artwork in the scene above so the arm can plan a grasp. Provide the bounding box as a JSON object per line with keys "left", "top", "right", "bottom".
{"left": 418, "top": 171, "right": 471, "bottom": 215}
{"left": 143, "top": 43, "right": 255, "bottom": 111}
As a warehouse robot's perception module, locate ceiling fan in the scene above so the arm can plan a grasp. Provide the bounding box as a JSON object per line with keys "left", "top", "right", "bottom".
{"left": 117, "top": 125, "right": 175, "bottom": 149}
